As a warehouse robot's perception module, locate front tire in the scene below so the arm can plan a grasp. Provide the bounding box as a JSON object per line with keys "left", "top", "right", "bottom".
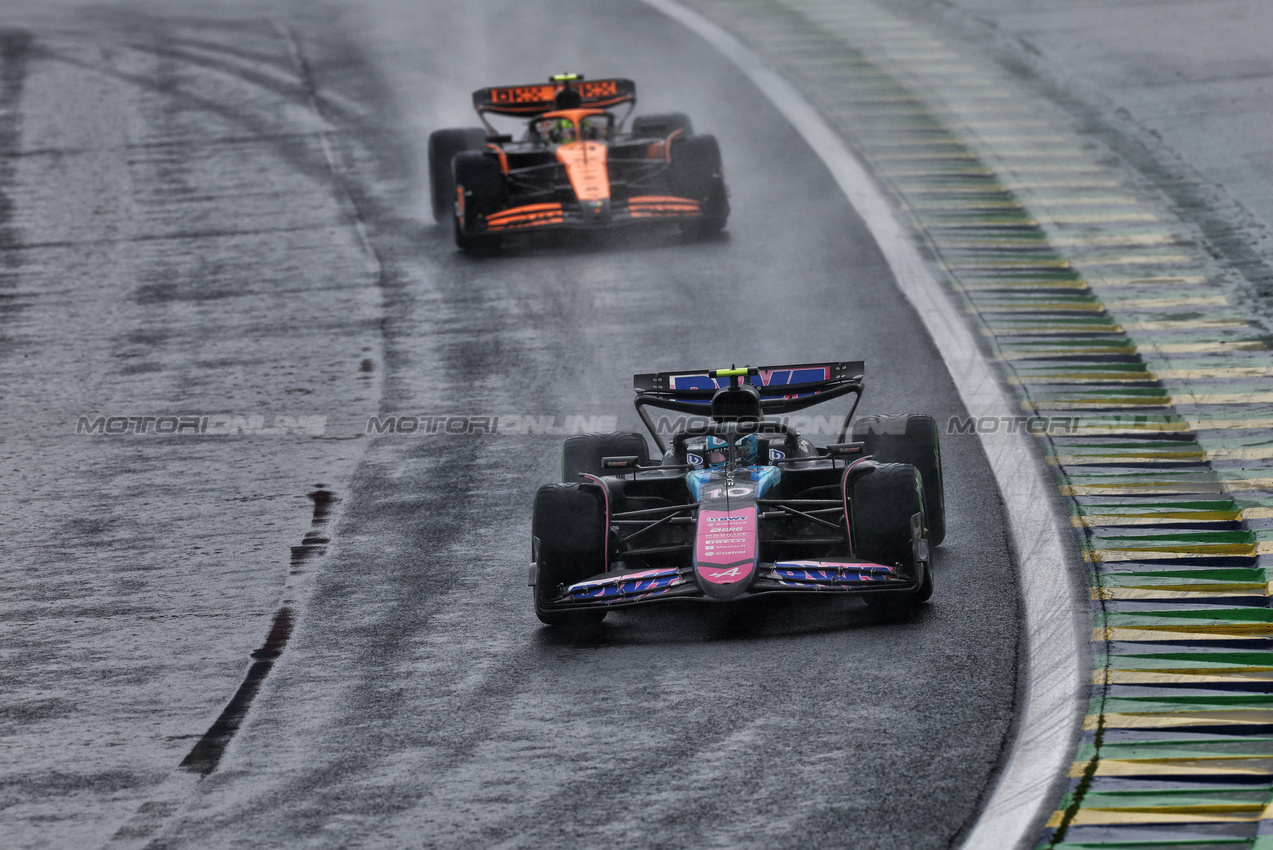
{"left": 453, "top": 214, "right": 502, "bottom": 254}
{"left": 669, "top": 134, "right": 729, "bottom": 236}
{"left": 532, "top": 484, "right": 608, "bottom": 627}
{"left": 852, "top": 413, "right": 945, "bottom": 545}
{"left": 452, "top": 150, "right": 505, "bottom": 253}
{"left": 849, "top": 462, "right": 932, "bottom": 614}
{"left": 428, "top": 127, "right": 488, "bottom": 223}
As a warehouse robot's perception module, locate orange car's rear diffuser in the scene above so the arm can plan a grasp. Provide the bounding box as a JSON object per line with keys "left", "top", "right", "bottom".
{"left": 472, "top": 79, "right": 636, "bottom": 116}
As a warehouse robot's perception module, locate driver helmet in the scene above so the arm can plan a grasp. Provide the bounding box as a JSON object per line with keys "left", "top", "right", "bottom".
{"left": 704, "top": 433, "right": 759, "bottom": 468}
{"left": 551, "top": 118, "right": 576, "bottom": 142}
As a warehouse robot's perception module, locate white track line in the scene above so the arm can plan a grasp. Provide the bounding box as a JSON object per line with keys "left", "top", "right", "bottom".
{"left": 641, "top": 2, "right": 1087, "bottom": 847}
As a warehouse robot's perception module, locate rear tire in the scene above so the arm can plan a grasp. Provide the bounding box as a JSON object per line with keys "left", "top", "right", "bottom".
{"left": 452, "top": 150, "right": 505, "bottom": 253}
{"left": 428, "top": 127, "right": 488, "bottom": 223}
{"left": 532, "top": 484, "right": 608, "bottom": 627}
{"left": 852, "top": 413, "right": 945, "bottom": 545}
{"left": 849, "top": 462, "right": 932, "bottom": 614}
{"left": 631, "top": 112, "right": 694, "bottom": 138}
{"left": 669, "top": 134, "right": 729, "bottom": 236}
{"left": 562, "top": 432, "right": 651, "bottom": 482}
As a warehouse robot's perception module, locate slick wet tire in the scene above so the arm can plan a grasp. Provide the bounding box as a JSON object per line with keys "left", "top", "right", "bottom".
{"left": 669, "top": 134, "right": 729, "bottom": 236}
{"left": 850, "top": 462, "right": 933, "bottom": 615}
{"left": 682, "top": 181, "right": 728, "bottom": 237}
{"left": 532, "top": 483, "right": 608, "bottom": 628}
{"left": 852, "top": 413, "right": 945, "bottom": 545}
{"left": 452, "top": 150, "right": 505, "bottom": 253}
{"left": 561, "top": 432, "right": 651, "bottom": 482}
{"left": 631, "top": 112, "right": 693, "bottom": 138}
{"left": 427, "top": 127, "right": 487, "bottom": 223}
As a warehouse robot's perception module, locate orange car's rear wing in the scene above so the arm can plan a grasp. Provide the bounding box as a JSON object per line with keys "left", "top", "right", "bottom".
{"left": 472, "top": 78, "right": 636, "bottom": 117}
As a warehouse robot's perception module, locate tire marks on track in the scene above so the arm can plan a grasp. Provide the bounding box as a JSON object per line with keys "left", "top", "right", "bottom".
{"left": 177, "top": 488, "right": 335, "bottom": 777}
{"left": 0, "top": 11, "right": 384, "bottom": 847}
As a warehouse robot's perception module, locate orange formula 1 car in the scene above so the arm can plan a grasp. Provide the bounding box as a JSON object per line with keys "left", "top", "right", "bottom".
{"left": 428, "top": 74, "right": 729, "bottom": 252}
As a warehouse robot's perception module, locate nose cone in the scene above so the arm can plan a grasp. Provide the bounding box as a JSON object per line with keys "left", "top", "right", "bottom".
{"left": 555, "top": 140, "right": 611, "bottom": 210}
{"left": 694, "top": 506, "right": 759, "bottom": 599}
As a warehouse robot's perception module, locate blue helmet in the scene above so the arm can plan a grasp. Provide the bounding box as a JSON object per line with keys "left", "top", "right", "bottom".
{"left": 704, "top": 433, "right": 759, "bottom": 468}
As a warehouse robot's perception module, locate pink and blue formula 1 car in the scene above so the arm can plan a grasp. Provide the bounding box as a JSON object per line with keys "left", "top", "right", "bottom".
{"left": 529, "top": 362, "right": 946, "bottom": 627}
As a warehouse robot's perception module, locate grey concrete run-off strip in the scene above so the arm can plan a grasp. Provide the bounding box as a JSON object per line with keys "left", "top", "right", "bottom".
{"left": 641, "top": 1, "right": 1089, "bottom": 847}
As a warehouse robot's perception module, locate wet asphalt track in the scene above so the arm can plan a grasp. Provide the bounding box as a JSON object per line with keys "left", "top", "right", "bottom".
{"left": 0, "top": 1, "right": 1020, "bottom": 848}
